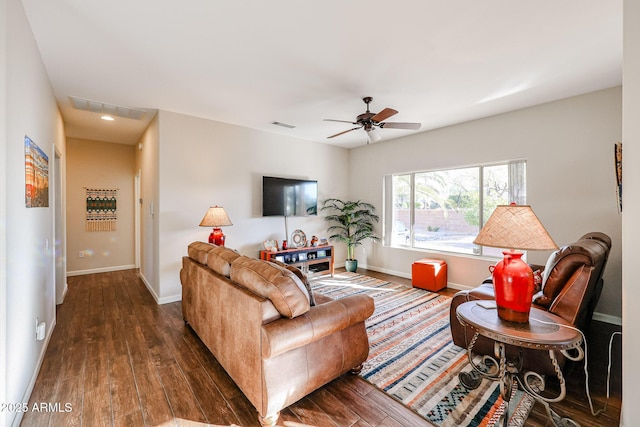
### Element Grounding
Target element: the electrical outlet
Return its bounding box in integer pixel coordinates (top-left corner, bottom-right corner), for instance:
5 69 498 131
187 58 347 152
78 251 84 258
35 318 46 341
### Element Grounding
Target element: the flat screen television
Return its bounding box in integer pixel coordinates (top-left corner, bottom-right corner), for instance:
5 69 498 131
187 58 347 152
262 176 318 217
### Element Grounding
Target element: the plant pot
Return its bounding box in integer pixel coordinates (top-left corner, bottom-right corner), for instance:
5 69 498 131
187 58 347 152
345 259 358 272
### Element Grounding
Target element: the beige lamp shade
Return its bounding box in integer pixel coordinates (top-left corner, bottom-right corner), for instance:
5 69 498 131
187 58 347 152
473 204 558 251
199 206 233 227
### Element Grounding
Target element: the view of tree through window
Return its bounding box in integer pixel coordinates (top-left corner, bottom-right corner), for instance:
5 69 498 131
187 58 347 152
387 161 525 256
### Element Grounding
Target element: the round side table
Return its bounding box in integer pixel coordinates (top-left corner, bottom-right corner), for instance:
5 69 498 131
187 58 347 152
456 301 584 427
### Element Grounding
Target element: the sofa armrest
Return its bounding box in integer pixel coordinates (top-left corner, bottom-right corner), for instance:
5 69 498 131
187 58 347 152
261 294 374 359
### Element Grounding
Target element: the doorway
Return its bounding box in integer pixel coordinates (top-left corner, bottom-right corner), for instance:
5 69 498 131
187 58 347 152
53 147 66 304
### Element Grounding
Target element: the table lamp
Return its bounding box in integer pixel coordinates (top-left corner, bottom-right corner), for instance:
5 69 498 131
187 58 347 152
199 206 233 246
473 204 558 323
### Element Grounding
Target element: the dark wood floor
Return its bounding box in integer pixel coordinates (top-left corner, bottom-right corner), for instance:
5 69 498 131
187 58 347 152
21 268 621 427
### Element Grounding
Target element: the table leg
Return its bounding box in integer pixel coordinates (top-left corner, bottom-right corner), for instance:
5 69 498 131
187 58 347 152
494 342 513 427
459 332 500 389
517 349 583 427
459 335 515 427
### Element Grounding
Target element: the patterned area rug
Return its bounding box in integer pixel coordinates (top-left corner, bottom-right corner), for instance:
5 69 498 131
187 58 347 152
310 272 534 427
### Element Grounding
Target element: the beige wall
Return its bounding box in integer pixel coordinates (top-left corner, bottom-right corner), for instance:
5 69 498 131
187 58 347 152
66 138 136 274
143 110 350 303
350 87 623 322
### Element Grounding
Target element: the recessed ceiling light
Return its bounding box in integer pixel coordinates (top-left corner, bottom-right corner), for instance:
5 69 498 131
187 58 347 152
101 115 115 121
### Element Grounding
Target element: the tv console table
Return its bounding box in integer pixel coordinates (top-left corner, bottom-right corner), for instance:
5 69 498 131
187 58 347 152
260 245 334 277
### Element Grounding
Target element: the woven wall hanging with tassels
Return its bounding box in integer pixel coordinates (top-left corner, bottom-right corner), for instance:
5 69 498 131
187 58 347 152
85 188 118 231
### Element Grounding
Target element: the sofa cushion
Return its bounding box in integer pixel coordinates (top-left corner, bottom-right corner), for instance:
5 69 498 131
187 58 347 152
187 241 216 265
230 256 310 318
268 260 316 306
206 246 241 277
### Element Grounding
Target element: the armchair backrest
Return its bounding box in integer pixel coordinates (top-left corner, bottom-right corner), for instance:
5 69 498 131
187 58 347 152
532 232 611 330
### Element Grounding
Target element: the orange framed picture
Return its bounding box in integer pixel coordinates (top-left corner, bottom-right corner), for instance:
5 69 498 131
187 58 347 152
24 135 49 208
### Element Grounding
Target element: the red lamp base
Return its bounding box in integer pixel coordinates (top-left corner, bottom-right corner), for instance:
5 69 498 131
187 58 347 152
208 227 226 246
490 250 535 323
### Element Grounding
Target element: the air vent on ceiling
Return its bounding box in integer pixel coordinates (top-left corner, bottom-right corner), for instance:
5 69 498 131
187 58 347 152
69 96 147 120
271 121 296 129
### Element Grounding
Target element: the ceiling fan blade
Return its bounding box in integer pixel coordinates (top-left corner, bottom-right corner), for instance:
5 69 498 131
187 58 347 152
324 119 358 125
371 108 398 123
379 122 421 130
327 127 361 139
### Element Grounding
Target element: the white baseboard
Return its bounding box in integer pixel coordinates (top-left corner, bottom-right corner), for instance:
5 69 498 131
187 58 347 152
67 264 136 276
158 294 182 304
56 282 68 305
359 264 470 291
593 312 622 326
359 263 410 279
137 271 181 305
12 316 57 427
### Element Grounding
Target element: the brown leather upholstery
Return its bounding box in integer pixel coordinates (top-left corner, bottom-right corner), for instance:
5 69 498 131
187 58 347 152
449 232 611 375
180 242 374 426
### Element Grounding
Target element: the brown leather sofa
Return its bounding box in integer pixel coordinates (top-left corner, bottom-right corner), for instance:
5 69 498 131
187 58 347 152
449 232 611 375
180 242 374 426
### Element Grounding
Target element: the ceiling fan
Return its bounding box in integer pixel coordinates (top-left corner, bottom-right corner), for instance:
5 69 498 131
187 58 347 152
324 97 421 143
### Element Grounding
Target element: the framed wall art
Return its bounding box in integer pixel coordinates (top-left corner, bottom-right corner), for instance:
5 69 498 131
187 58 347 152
24 135 49 208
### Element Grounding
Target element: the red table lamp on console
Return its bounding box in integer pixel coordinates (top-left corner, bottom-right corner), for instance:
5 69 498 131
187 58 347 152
199 206 233 246
473 204 558 323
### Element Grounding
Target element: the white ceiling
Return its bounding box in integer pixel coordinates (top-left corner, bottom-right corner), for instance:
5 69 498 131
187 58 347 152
21 0 622 149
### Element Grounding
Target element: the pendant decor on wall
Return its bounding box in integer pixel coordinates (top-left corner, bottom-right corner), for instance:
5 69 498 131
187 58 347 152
86 188 118 231
24 135 49 208
615 142 622 213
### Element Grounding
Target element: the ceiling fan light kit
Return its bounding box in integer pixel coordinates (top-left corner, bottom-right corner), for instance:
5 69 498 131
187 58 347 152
367 128 382 143
324 97 421 143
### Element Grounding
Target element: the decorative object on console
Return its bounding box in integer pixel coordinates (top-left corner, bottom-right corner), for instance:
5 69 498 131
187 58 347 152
473 203 558 323
199 206 233 246
322 198 380 272
263 240 278 252
290 229 307 247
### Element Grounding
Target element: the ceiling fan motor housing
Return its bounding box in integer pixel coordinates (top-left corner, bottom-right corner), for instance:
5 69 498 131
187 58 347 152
357 112 376 124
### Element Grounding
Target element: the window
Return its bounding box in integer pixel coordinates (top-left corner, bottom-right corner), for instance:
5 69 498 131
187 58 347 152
384 161 526 257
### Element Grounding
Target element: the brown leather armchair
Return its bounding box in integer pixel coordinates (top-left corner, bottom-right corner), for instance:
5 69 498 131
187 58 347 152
449 232 611 375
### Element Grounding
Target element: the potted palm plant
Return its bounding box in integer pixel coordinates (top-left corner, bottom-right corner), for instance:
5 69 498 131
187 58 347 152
322 198 380 272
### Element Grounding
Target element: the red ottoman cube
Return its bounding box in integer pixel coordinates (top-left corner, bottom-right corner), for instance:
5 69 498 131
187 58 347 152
412 258 447 291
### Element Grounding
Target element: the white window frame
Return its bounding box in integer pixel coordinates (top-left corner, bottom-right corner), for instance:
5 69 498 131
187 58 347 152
383 160 526 257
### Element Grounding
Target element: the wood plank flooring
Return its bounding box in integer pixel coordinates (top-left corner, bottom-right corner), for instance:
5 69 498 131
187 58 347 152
21 268 621 427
